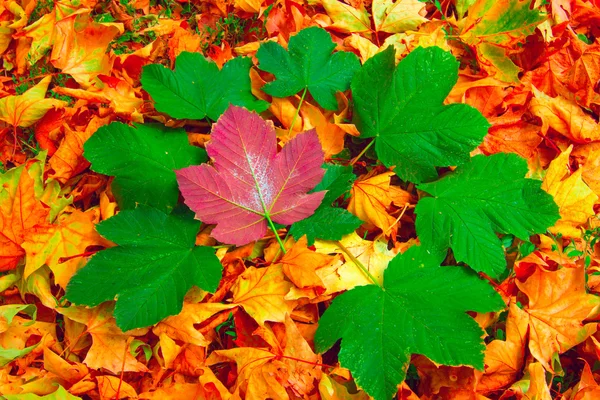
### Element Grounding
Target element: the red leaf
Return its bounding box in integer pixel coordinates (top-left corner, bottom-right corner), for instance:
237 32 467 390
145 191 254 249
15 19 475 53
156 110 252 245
176 106 325 245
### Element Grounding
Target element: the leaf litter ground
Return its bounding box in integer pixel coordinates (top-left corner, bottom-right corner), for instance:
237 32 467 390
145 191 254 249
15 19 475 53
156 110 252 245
1 0 600 399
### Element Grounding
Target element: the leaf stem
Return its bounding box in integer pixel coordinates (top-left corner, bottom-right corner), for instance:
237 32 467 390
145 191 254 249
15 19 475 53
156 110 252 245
349 139 374 166
335 240 382 288
288 87 308 135
271 230 291 263
266 213 287 255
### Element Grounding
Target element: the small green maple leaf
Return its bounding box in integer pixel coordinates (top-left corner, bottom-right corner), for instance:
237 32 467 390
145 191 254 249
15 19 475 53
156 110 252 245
352 46 489 183
84 122 206 212
65 206 222 331
141 52 268 121
290 164 361 244
415 153 560 278
315 245 505 400
256 26 360 111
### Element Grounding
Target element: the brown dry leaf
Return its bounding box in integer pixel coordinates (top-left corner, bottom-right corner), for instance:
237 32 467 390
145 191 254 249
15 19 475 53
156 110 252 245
0 76 66 128
530 87 600 143
513 265 600 372
348 170 398 236
478 301 528 393
152 302 236 347
279 236 334 291
50 12 122 86
48 115 111 183
21 209 109 289
232 264 297 326
57 303 149 374
97 375 138 399
542 145 598 238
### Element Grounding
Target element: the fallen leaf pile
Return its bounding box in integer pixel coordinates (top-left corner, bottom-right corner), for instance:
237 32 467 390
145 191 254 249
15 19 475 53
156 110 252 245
0 0 600 399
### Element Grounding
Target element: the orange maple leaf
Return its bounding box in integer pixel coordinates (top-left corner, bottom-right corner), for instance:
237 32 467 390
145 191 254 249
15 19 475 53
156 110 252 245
513 265 600 373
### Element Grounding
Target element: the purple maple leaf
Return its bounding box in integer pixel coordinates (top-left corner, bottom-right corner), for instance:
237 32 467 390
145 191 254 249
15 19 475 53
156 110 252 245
176 106 325 245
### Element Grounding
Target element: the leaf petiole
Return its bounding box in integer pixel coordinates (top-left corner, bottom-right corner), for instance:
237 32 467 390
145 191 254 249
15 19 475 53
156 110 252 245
266 213 287 255
349 139 374 166
288 87 308 135
335 240 381 288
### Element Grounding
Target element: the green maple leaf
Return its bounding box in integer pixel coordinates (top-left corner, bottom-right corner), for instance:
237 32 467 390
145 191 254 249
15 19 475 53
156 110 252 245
141 52 268 121
256 26 360 111
290 164 361 244
84 122 206 212
415 153 560 278
315 245 504 400
65 206 222 331
352 46 489 183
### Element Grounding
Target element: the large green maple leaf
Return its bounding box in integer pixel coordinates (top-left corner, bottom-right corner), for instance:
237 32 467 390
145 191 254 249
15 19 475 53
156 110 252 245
315 245 504 400
141 52 268 121
84 122 206 212
256 26 360 111
352 46 489 183
65 206 222 331
415 153 560 278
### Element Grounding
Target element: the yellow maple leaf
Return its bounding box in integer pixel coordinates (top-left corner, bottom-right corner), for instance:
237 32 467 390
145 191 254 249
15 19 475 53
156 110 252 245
314 232 397 289
0 76 66 128
542 145 598 238
231 264 297 326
